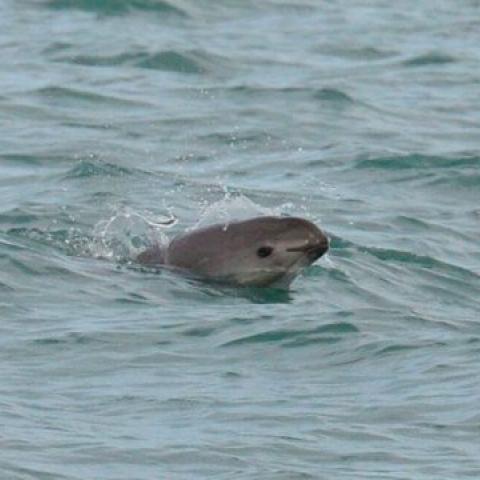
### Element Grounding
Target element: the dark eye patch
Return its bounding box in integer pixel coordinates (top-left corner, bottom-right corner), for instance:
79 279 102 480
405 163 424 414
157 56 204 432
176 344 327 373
257 246 273 258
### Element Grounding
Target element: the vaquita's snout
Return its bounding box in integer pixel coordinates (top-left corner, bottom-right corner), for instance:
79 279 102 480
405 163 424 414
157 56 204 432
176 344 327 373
283 217 329 261
286 235 329 260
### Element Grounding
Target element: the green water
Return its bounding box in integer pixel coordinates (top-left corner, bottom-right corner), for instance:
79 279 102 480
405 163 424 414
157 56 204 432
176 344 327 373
1 1 480 479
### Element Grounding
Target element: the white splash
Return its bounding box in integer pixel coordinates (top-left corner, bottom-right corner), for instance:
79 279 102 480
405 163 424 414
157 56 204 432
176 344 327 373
192 193 274 231
90 206 175 262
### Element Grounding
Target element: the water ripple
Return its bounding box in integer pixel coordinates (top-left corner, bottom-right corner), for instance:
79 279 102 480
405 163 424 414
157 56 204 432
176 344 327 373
355 153 479 170
221 322 359 348
403 52 457 67
313 88 354 104
46 0 187 16
64 50 211 74
34 86 147 108
63 158 136 179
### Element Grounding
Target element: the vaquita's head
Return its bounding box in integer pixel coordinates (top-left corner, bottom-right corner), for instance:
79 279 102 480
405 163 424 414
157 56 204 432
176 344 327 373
167 216 329 287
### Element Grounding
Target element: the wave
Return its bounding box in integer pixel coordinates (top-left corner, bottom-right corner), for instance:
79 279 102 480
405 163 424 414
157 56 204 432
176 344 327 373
0 209 39 226
313 88 354 104
221 322 359 348
1 153 44 167
355 153 479 170
424 172 480 189
134 50 203 73
63 158 136 179
332 233 479 280
58 49 230 75
225 85 355 105
46 0 187 16
403 52 456 67
35 86 147 108
322 45 398 61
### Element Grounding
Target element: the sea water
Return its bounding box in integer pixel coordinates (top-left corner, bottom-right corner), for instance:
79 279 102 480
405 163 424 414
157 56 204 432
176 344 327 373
1 1 479 478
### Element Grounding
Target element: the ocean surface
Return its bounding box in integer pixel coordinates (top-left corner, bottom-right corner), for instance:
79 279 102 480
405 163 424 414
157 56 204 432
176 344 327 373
1 1 480 478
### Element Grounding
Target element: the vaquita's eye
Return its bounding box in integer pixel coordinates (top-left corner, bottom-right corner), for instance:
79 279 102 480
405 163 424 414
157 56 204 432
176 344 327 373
257 246 273 258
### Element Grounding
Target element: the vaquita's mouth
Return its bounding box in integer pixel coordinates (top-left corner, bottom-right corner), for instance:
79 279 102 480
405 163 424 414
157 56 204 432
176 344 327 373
287 239 329 261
